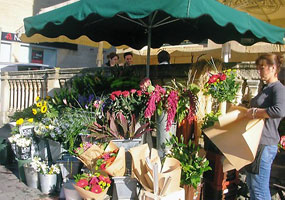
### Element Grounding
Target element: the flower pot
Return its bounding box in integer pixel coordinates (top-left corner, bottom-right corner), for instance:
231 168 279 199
112 176 137 200
57 155 82 181
16 158 32 183
0 137 8 165
183 184 202 200
39 173 57 194
19 125 34 137
15 145 31 160
111 139 142 175
63 180 82 200
156 111 177 157
24 164 39 189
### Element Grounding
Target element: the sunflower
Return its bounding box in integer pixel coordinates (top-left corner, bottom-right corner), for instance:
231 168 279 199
37 101 42 107
41 105 48 113
35 96 40 102
32 108 37 115
27 118 34 123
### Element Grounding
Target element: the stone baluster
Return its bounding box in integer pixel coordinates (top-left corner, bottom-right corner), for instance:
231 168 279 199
37 80 42 98
20 80 25 110
12 80 17 112
235 79 244 105
33 80 38 103
0 72 10 125
8 80 14 111
15 80 21 111
28 80 34 107
24 80 29 109
246 80 260 100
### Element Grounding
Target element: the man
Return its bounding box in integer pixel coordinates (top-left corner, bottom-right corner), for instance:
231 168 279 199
123 52 133 66
157 50 170 65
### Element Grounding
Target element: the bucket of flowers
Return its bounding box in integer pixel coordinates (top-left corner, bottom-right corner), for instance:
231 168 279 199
73 171 111 199
8 134 32 160
37 160 61 194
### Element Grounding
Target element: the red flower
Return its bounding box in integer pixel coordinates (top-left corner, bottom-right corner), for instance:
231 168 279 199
219 73 227 81
208 74 219 84
122 91 130 97
110 94 116 101
76 179 89 188
100 163 106 170
130 89 137 94
91 184 102 194
137 90 142 96
140 78 151 92
112 91 122 97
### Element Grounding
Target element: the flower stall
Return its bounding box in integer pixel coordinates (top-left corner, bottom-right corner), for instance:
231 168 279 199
3 60 245 200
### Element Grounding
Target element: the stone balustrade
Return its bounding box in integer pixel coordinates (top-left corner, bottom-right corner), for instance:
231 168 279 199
1 63 284 126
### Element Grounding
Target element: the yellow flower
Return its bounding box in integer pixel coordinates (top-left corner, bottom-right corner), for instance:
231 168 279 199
43 101 47 106
27 118 34 123
36 101 42 107
46 126 49 129
41 105 48 113
16 118 24 126
35 96 40 102
32 108 37 115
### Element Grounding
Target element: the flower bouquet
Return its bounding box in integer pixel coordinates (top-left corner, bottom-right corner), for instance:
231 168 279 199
73 172 111 199
77 141 126 176
203 69 239 103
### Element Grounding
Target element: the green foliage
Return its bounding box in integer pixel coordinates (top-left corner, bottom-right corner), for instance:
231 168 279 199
203 69 239 103
10 106 35 121
201 111 221 130
166 135 211 188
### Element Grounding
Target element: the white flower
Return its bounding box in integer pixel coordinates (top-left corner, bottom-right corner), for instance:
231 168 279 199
15 137 31 147
8 134 21 143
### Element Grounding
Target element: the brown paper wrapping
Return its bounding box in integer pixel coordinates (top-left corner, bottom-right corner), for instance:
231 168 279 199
78 141 126 176
204 106 264 172
129 144 181 196
78 145 104 169
73 184 109 200
104 146 126 177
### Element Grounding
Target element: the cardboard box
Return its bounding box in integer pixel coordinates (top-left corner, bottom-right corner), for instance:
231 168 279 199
139 188 185 200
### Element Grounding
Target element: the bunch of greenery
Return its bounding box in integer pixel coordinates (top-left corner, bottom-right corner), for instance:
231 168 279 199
166 135 211 189
203 69 239 103
201 111 221 130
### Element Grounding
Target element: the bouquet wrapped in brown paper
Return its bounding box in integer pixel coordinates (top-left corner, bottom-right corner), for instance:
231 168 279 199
73 171 111 200
77 141 126 176
129 144 181 196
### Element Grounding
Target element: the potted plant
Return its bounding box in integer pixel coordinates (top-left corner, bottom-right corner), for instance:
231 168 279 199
166 135 211 200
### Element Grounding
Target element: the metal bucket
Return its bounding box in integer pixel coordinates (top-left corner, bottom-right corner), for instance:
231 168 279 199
39 173 57 194
57 155 82 180
63 180 82 200
24 165 39 189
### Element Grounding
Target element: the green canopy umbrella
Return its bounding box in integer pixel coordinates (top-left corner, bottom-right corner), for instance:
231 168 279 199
24 0 285 77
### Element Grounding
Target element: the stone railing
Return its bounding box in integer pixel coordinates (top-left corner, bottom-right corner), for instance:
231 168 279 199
1 63 284 126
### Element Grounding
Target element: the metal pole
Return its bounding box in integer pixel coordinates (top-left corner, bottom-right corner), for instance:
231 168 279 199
146 26 151 78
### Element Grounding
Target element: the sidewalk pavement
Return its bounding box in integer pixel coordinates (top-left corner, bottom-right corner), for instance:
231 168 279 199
0 164 58 200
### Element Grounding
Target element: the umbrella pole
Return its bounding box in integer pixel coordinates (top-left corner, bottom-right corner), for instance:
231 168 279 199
146 30 151 78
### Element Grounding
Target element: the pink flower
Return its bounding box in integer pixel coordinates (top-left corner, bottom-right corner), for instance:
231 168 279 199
90 177 99 185
137 90 142 96
76 179 89 188
140 78 152 92
91 184 102 194
102 153 111 160
166 91 179 131
93 100 101 108
112 91 122 97
98 175 105 181
110 94 116 101
122 91 130 97
130 89 137 94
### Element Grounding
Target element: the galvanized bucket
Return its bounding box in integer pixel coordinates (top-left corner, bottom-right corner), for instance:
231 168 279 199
24 164 39 189
39 173 57 194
